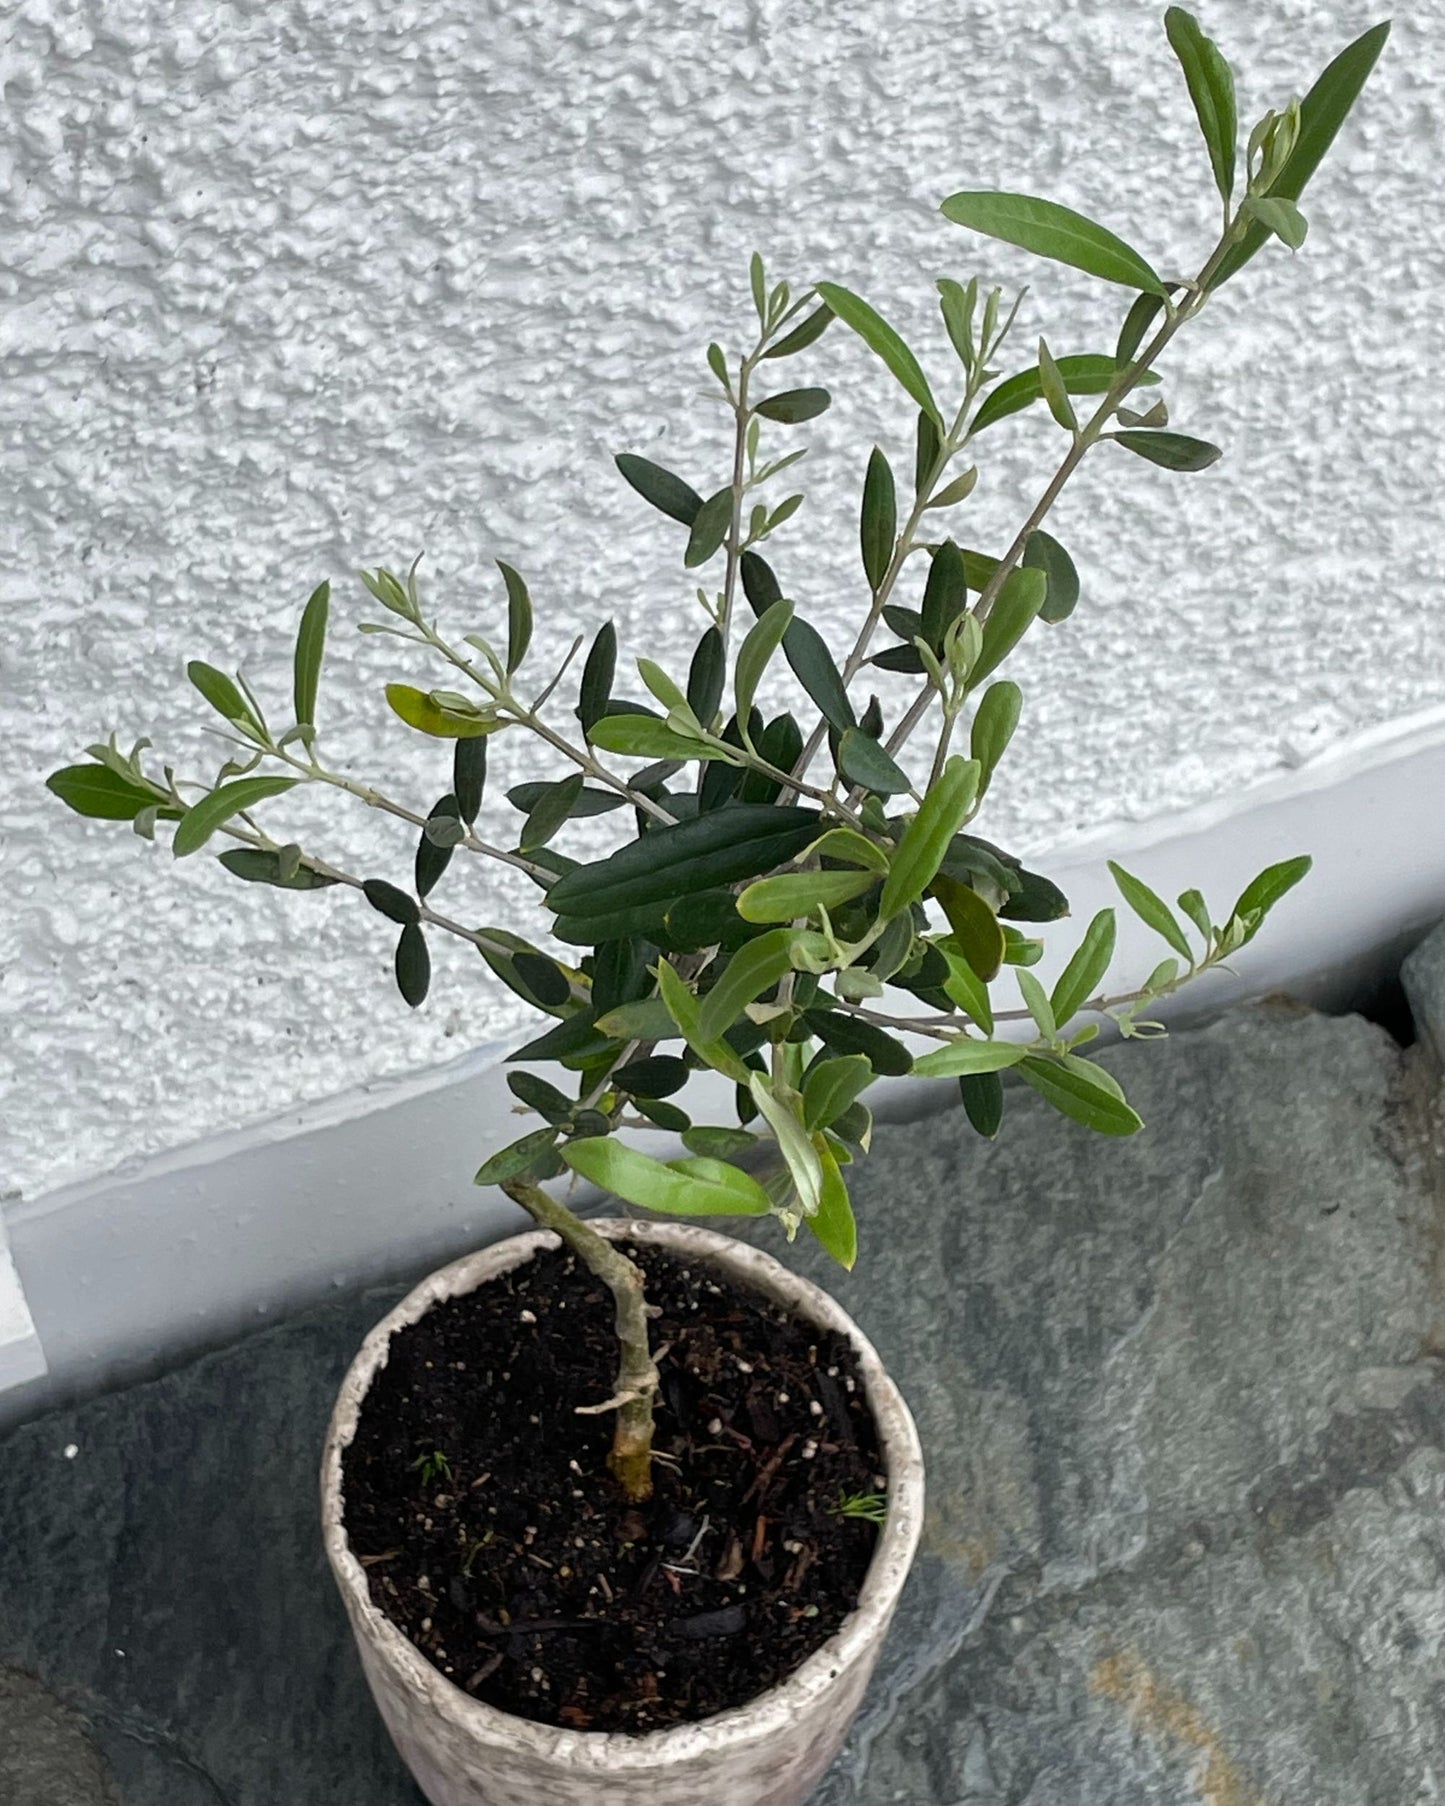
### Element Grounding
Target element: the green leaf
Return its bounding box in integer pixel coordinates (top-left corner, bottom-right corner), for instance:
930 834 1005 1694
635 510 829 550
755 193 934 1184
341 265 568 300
1231 855 1312 941
415 794 458 898
577 621 617 737
763 302 833 359
755 387 831 424
837 726 910 797
172 776 298 857
1108 860 1193 959
549 803 821 928
970 680 1022 794
939 942 994 1032
187 661 259 733
508 780 622 820
970 567 1047 688
807 827 890 874
633 1097 690 1133
292 581 330 730
1177 887 1213 945
1018 1053 1143 1135
687 628 726 727
655 959 752 1085
385 683 501 739
931 873 1005 981
740 549 784 616
683 1125 760 1159
804 1008 914 1076
363 877 420 926
868 644 926 676
513 950 572 1008
1165 7 1237 202
593 996 674 1040
1115 293 1166 369
784 617 855 732
637 658 690 717
813 281 943 426
507 1070 575 1124
588 714 718 763
938 832 1019 897
808 1139 858 1269
927 467 980 510
802 1054 873 1133
508 1008 611 1064
972 353 1158 434
959 1069 1004 1138
395 922 430 1007
1242 194 1308 250
1037 338 1078 432
1114 430 1221 472
561 1136 772 1216
749 1074 823 1218
880 757 981 920
615 454 703 526
497 561 533 674
912 1037 1026 1079
479 930 569 1014
735 599 794 727
614 1055 690 1099
474 1127 564 1187
920 540 970 652
1023 529 1080 625
662 889 751 951
737 867 876 924
686 488 735 569
1214 21 1390 287
1002 926 1044 966
217 847 337 889
860 447 897 592
521 773 584 850
1050 908 1117 1026
47 764 170 822
937 276 978 371
1017 966 1056 1040
940 191 1166 293
998 867 1070 922
697 927 798 1043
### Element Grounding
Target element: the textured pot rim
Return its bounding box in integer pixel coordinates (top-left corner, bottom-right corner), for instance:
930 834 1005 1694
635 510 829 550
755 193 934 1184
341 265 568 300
321 1217 925 1775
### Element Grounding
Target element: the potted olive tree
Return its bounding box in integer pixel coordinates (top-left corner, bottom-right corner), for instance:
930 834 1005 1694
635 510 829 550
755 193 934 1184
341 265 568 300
47 12 1386 1804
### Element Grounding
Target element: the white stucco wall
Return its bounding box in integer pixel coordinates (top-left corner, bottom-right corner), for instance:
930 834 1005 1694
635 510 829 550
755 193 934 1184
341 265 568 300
3 0 1437 1204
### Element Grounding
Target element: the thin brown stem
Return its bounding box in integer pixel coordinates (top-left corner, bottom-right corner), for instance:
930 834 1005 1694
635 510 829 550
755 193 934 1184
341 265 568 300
502 1180 659 1501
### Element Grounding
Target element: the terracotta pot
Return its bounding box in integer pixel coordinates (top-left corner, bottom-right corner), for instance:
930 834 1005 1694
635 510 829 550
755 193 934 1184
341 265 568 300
321 1218 925 1806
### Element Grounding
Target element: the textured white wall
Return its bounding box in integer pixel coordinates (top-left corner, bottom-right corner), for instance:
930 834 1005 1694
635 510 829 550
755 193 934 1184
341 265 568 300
2 0 1436 1203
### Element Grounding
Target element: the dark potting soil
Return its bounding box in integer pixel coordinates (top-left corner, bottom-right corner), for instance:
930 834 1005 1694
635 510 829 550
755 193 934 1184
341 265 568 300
341 1241 884 1734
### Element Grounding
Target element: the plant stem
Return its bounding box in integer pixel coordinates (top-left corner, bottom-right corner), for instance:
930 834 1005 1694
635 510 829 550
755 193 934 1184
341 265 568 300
719 352 756 653
501 1180 660 1502
252 745 557 883
888 226 1247 767
211 813 584 981
414 622 680 825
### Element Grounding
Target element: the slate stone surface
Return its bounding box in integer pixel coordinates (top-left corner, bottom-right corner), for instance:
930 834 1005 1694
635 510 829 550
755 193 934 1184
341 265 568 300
5 923 1445 1804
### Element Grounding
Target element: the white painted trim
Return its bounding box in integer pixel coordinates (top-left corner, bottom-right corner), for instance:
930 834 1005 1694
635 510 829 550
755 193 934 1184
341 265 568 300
0 1225 46 1394
7 707 1445 1423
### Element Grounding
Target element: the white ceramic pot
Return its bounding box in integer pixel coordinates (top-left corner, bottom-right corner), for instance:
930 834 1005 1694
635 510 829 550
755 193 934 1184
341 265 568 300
321 1218 925 1806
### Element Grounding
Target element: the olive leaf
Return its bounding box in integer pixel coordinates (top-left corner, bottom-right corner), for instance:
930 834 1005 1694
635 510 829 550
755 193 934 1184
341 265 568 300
1165 7 1237 202
813 282 943 427
941 192 1166 294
